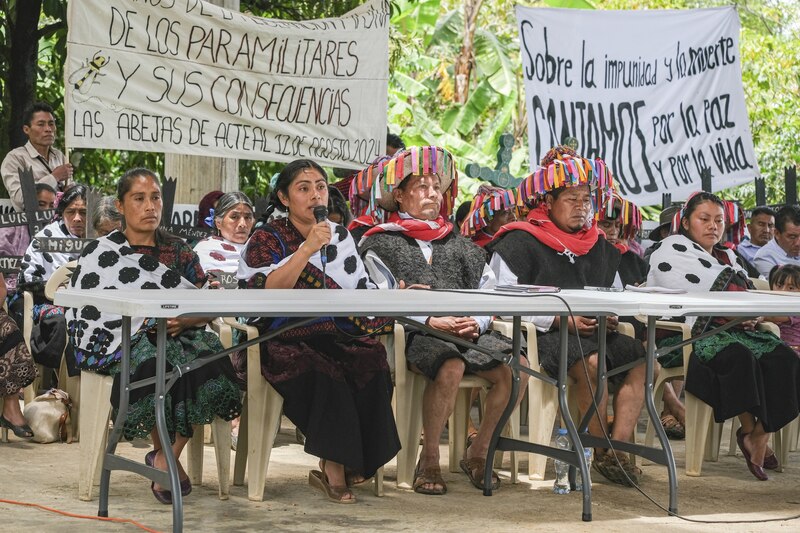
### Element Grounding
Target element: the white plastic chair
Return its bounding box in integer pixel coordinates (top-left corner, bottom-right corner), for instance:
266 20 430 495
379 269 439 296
393 321 525 488
77 318 232 501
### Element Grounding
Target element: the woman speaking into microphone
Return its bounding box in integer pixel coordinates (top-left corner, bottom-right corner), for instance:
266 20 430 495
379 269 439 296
237 159 399 504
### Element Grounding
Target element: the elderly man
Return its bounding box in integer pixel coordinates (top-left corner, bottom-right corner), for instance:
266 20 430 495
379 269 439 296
2 102 74 212
738 207 776 264
486 146 647 487
753 205 800 278
358 146 528 495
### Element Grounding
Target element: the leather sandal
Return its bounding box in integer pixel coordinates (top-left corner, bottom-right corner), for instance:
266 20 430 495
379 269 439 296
592 451 641 487
145 450 172 504
345 469 372 488
146 449 192 501
0 415 34 439
763 452 779 471
660 414 685 440
413 461 447 495
736 428 768 481
309 461 356 504
459 456 499 491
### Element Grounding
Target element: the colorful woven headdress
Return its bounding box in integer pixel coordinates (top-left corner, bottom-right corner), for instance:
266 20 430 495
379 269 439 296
460 184 524 237
516 145 615 212
597 191 643 241
349 146 459 218
722 200 746 245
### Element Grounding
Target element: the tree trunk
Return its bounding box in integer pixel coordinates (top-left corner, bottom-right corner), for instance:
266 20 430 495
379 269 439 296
8 0 43 150
453 0 483 104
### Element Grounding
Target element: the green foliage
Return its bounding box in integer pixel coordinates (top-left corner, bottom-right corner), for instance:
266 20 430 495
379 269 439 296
596 0 800 208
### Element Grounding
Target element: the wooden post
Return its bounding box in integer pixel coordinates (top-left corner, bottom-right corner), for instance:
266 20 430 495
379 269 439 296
754 177 766 207
786 166 798 206
163 0 240 205
700 168 712 193
661 193 672 210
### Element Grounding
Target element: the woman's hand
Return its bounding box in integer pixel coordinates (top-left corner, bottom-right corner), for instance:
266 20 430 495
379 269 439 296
303 221 332 255
166 317 209 337
740 317 763 331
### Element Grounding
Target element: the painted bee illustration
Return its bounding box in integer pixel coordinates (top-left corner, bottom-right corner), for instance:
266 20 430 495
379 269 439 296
68 51 110 94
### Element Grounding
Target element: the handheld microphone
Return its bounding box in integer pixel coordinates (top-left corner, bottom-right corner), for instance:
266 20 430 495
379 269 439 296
313 205 329 290
312 205 329 265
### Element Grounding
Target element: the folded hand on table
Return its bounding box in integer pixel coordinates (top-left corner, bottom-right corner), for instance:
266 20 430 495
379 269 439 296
427 316 480 339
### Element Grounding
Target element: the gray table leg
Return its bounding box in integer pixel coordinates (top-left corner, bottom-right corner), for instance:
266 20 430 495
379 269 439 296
645 315 678 513
558 314 592 521
483 316 522 495
153 318 183 533
99 316 131 517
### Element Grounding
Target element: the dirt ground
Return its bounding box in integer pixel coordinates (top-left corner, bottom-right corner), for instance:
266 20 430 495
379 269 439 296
2 416 800 533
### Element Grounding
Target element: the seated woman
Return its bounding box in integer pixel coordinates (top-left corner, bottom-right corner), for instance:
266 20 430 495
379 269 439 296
237 159 399 504
12 184 87 374
647 191 800 480
92 195 124 237
460 184 519 248
67 168 241 503
193 192 255 277
765 264 800 353
0 272 37 439
327 186 353 227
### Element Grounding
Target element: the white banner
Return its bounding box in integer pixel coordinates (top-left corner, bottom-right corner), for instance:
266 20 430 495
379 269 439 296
516 6 759 206
65 0 390 169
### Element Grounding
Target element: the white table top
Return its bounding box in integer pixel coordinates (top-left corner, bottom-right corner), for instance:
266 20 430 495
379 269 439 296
53 288 800 319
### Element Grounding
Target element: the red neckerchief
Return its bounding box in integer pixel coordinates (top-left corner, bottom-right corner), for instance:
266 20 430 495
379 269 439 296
362 212 453 241
471 230 493 248
492 204 599 261
612 241 629 255
347 214 379 231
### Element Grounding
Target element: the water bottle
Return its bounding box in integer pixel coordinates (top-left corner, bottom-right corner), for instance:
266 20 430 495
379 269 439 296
575 447 592 492
553 428 570 494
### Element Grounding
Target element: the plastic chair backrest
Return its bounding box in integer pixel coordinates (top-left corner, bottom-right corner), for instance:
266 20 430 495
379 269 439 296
45 260 78 301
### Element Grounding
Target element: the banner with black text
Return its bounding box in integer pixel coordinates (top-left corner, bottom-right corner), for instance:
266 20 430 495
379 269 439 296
65 0 390 169
516 6 758 205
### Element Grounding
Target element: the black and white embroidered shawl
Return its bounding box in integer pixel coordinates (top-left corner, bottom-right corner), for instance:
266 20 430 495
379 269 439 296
647 233 746 326
67 230 197 370
19 221 80 286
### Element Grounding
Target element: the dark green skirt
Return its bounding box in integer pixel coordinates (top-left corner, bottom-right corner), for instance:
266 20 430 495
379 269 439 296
111 327 242 442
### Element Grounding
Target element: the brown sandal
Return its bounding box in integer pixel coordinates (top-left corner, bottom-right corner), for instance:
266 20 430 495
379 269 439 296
459 457 500 491
660 414 685 440
309 462 356 504
413 461 447 495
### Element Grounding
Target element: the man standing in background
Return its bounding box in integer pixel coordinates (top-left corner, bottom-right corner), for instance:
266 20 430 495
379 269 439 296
1 102 74 212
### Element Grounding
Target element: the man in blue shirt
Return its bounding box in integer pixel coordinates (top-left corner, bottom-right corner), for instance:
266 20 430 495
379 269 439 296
753 205 800 278
738 206 775 264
